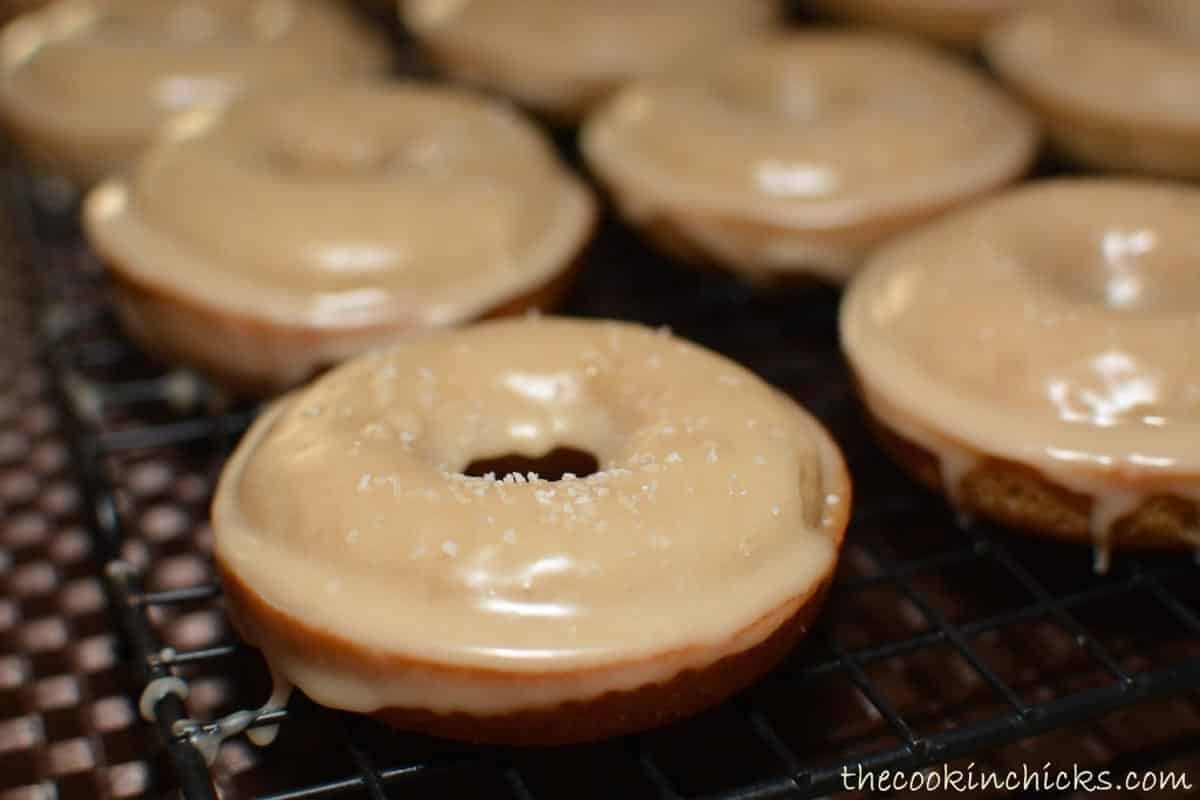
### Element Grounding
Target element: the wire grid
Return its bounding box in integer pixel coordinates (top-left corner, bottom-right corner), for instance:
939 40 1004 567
11 174 1200 799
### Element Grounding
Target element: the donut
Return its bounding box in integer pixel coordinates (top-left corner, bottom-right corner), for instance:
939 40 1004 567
0 0 389 185
806 0 1024 48
581 32 1038 285
83 84 596 395
213 316 851 745
840 179 1200 572
401 0 781 121
985 0 1200 179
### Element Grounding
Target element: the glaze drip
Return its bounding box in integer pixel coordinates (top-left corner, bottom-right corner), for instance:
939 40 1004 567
137 675 189 722
170 674 293 764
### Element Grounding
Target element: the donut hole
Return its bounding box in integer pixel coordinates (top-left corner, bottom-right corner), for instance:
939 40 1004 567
270 129 391 177
706 40 917 125
1033 228 1200 314
264 120 454 179
460 447 600 482
707 63 848 124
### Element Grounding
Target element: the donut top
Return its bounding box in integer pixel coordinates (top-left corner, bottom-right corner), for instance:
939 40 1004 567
986 0 1200 128
84 84 595 328
402 0 780 112
213 318 848 673
0 0 388 179
582 33 1037 229
841 179 1200 479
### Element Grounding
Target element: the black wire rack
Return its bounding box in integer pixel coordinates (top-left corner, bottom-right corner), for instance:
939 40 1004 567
9 153 1200 797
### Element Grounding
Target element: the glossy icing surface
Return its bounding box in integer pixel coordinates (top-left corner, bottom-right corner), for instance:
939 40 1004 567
214 318 848 686
0 0 388 179
841 180 1200 558
582 33 1037 231
986 0 1200 127
84 84 595 328
403 0 779 112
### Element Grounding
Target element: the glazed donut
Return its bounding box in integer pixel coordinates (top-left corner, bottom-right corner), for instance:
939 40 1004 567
582 32 1038 284
213 317 851 745
401 0 781 121
985 0 1200 179
83 84 596 395
841 179 1200 572
0 0 388 185
806 0 1024 47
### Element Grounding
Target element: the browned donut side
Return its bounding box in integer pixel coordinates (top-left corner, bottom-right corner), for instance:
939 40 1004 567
217 560 835 746
104 253 586 397
865 413 1199 550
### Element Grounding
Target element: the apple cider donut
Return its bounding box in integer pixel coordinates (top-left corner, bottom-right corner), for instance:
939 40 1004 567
401 0 782 121
213 317 851 745
83 84 596 394
841 179 1200 572
581 32 1037 284
0 0 389 185
985 0 1200 178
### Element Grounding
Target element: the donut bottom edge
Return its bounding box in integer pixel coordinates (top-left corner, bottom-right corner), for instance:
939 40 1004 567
603 185 1017 287
805 0 995 47
103 255 585 398
0 108 133 189
415 35 611 123
216 561 835 746
864 411 1199 552
997 83 1200 180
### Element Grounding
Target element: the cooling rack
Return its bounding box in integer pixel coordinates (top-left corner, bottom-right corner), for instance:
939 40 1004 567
5 164 1200 800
